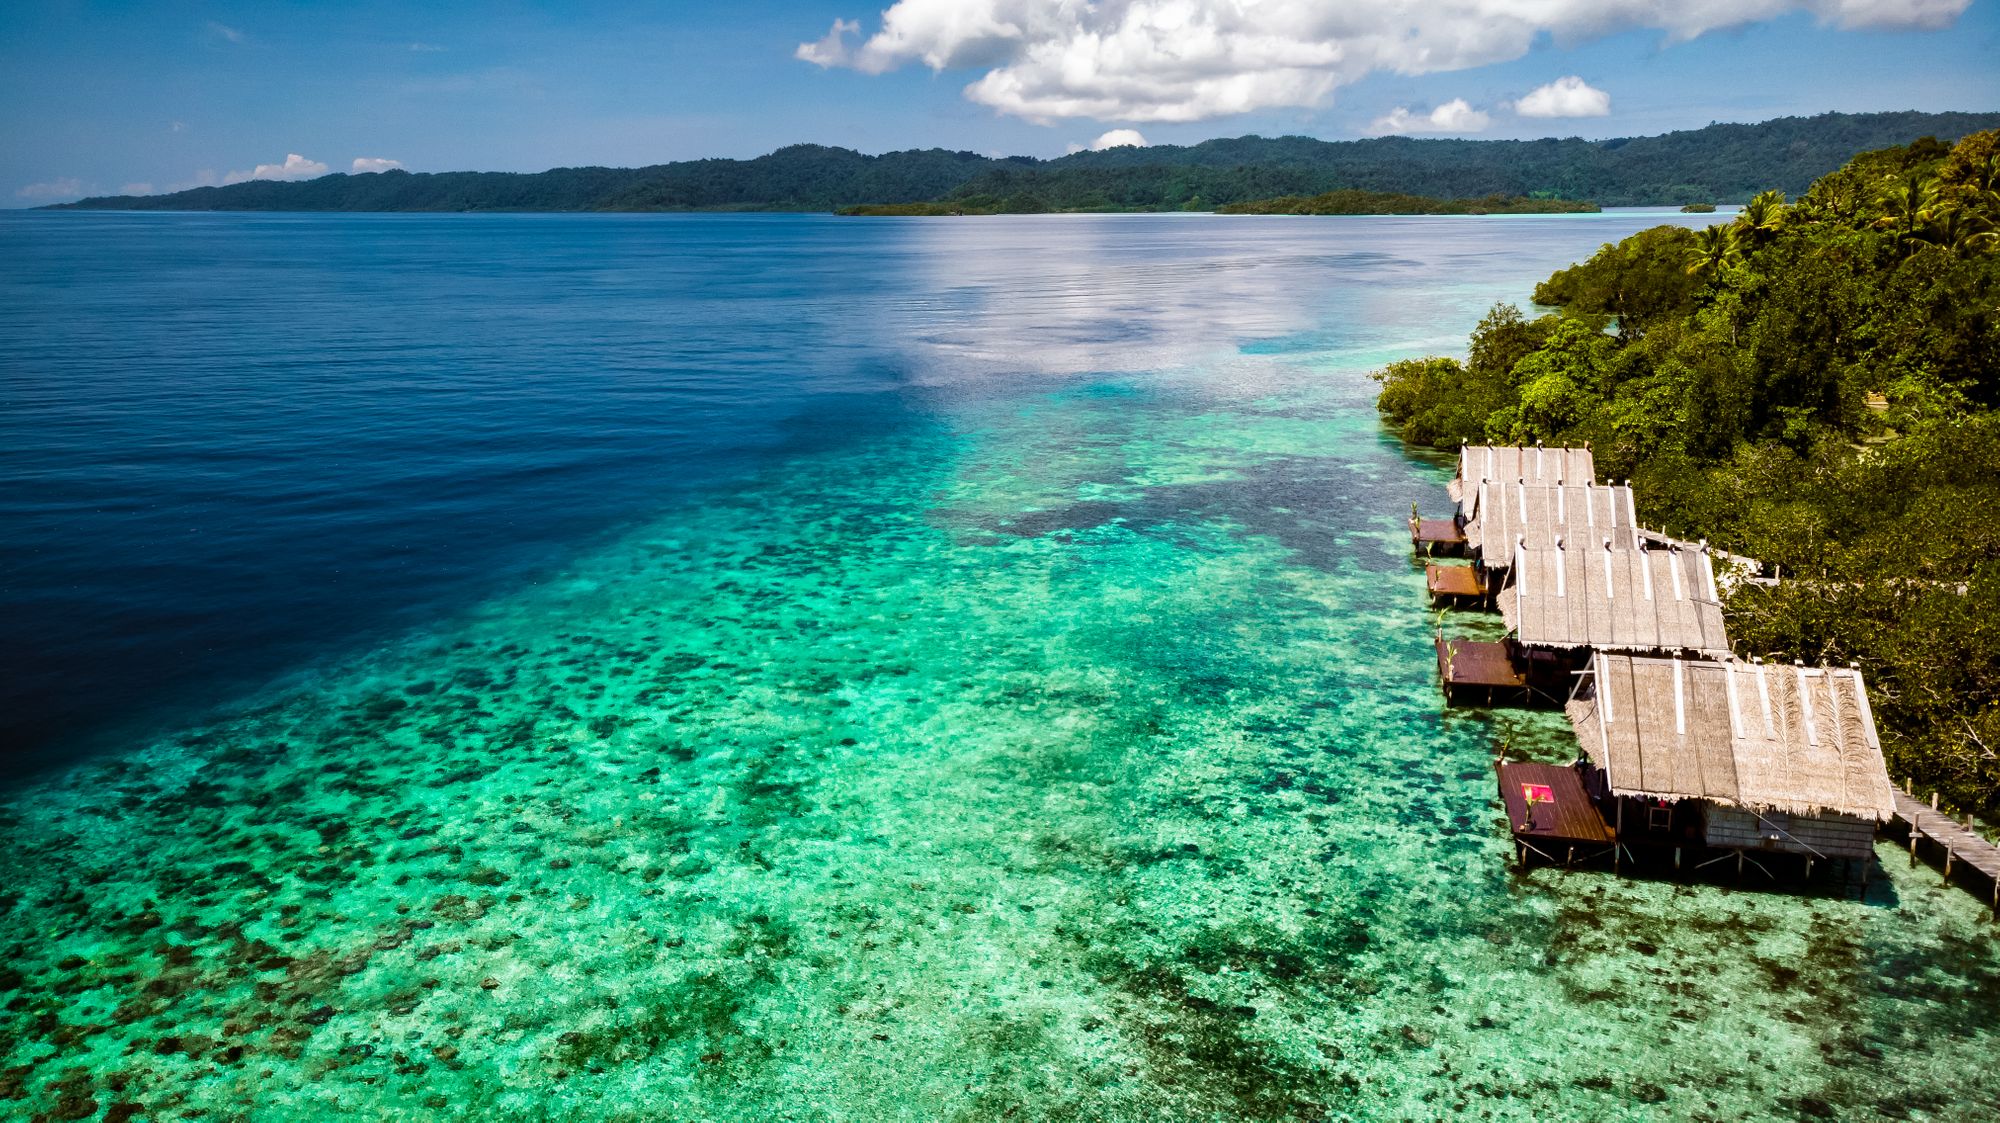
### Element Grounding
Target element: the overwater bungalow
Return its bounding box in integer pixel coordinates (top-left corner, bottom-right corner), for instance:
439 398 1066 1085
1498 536 1731 657
1412 443 1598 557
1544 653 1898 875
1448 443 1595 500
1436 533 1728 705
1461 478 1639 567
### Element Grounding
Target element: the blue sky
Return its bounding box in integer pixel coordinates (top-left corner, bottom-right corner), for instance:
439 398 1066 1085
4 1 1997 204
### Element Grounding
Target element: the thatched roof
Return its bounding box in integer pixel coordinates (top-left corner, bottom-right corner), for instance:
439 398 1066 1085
1500 539 1731 655
1447 444 1595 502
1567 654 1896 821
1462 480 1637 560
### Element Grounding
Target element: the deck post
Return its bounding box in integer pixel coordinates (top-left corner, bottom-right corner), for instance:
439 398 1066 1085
1736 849 1744 879
1613 800 1624 874
1805 857 1813 881
1946 849 1954 877
1910 830 1919 866
1673 847 1681 871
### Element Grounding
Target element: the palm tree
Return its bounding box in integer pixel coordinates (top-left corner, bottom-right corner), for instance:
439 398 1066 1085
1685 223 1741 278
1874 174 1939 256
1961 149 1999 195
1735 189 1787 250
1919 201 1998 256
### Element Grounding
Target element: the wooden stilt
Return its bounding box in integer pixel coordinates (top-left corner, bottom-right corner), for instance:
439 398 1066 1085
1946 849 1955 877
1736 850 1745 879
1910 832 1919 866
1805 857 1813 881
1673 847 1682 871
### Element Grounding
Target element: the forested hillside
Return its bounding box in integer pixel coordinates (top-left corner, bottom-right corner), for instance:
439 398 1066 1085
49 111 2000 213
1375 132 2000 814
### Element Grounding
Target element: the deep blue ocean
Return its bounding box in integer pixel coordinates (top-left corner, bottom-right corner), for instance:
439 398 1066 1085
0 209 1684 772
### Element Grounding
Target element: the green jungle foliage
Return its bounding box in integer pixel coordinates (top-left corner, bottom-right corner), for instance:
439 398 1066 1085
1376 131 2000 814
842 190 1597 216
1215 191 1596 215
1680 202 1718 213
51 111 2000 213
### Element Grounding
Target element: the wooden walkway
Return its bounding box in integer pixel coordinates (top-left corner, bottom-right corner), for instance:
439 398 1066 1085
1893 787 2000 914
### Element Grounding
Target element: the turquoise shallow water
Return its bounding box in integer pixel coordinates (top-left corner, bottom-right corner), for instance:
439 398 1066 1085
2 212 1995 1121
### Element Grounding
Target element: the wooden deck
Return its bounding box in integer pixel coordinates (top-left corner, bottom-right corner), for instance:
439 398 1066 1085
1894 788 2000 913
1411 517 1468 557
1499 762 1617 843
1437 637 1524 692
1498 761 1619 868
1425 563 1491 604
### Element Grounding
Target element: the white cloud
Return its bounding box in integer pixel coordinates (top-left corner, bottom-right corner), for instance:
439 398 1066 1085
796 19 863 67
15 178 85 200
351 157 404 174
208 21 245 44
795 1 1971 123
1370 99 1492 135
222 153 330 185
120 183 154 196
1515 76 1612 118
1093 128 1149 150
170 121 188 133
1066 128 1150 154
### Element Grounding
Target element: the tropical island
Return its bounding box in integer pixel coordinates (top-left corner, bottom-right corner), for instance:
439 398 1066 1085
46 110 2000 214
841 190 1597 216
1374 130 2000 816
1215 190 1596 215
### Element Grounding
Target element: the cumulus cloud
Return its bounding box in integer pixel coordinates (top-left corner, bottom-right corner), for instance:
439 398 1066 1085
14 178 86 200
351 157 404 174
1515 76 1612 118
222 153 329 185
1090 128 1149 150
796 19 863 67
1066 128 1151 153
796 0 1971 122
1370 99 1492 135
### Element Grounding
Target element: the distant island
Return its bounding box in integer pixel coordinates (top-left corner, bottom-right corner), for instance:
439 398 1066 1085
842 190 1596 216
1216 191 1597 215
44 111 2000 215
